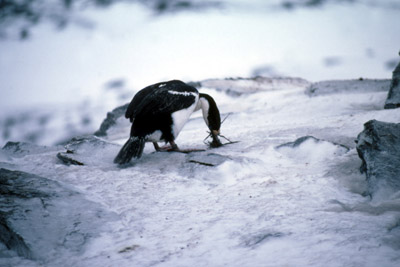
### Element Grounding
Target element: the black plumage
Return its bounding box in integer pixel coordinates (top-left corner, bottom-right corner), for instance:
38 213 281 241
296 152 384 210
114 80 221 165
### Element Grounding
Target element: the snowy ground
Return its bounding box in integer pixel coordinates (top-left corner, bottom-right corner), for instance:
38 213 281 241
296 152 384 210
1 0 400 148
1 77 400 266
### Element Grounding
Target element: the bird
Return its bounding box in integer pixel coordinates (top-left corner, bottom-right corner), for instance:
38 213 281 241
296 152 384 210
114 80 222 164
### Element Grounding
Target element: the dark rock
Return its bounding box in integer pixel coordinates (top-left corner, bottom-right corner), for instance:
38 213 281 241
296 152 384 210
276 135 349 152
241 231 285 249
57 151 85 166
57 135 119 167
150 0 222 14
384 59 400 109
0 168 118 260
356 120 400 199
2 141 60 158
187 153 231 167
281 0 326 10
306 79 390 97
94 103 129 137
0 213 33 259
277 136 312 149
385 59 398 70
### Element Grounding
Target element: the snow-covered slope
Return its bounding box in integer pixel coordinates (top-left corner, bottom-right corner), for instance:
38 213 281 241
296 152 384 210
1 78 399 267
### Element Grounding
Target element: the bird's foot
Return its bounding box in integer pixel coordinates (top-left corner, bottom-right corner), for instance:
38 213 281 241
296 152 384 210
154 142 205 153
159 145 177 152
159 147 205 153
153 142 179 152
174 148 206 153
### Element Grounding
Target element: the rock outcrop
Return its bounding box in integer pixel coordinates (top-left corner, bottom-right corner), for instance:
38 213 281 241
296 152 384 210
356 120 400 199
384 57 400 109
57 135 120 167
0 168 118 260
94 103 129 137
305 79 390 97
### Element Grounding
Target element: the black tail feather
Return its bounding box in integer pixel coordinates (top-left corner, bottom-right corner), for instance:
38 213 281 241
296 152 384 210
114 137 146 164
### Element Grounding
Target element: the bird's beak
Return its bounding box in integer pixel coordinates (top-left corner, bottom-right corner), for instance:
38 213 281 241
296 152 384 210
210 130 222 148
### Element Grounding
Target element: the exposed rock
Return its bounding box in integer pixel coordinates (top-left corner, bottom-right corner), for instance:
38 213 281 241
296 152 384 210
148 0 222 14
187 152 231 167
0 168 118 260
384 58 400 109
0 212 33 259
57 150 85 166
306 79 390 97
356 120 400 199
2 141 60 158
276 136 347 150
281 0 331 10
57 135 119 167
241 231 285 249
94 103 129 137
385 59 399 70
200 77 310 96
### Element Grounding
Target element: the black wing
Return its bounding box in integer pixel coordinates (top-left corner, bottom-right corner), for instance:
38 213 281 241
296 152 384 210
125 82 160 122
125 80 198 121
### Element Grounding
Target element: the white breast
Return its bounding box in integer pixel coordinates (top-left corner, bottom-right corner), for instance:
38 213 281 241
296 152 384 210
146 130 163 142
171 95 199 138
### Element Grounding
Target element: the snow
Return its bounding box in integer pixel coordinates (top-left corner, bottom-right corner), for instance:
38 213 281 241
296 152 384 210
1 77 400 267
276 136 349 163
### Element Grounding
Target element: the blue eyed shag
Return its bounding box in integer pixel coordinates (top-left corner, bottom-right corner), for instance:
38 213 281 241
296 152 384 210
114 80 222 164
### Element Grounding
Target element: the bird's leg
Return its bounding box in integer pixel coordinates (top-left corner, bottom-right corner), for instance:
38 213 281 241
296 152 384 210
169 140 179 151
153 142 160 151
170 140 205 153
155 141 179 152
157 141 204 154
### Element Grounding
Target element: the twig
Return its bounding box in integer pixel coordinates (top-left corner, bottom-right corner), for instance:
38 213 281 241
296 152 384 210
221 112 232 125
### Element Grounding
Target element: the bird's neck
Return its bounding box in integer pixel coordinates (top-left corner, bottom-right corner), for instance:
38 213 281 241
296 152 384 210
195 96 210 125
197 93 221 133
199 97 210 126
